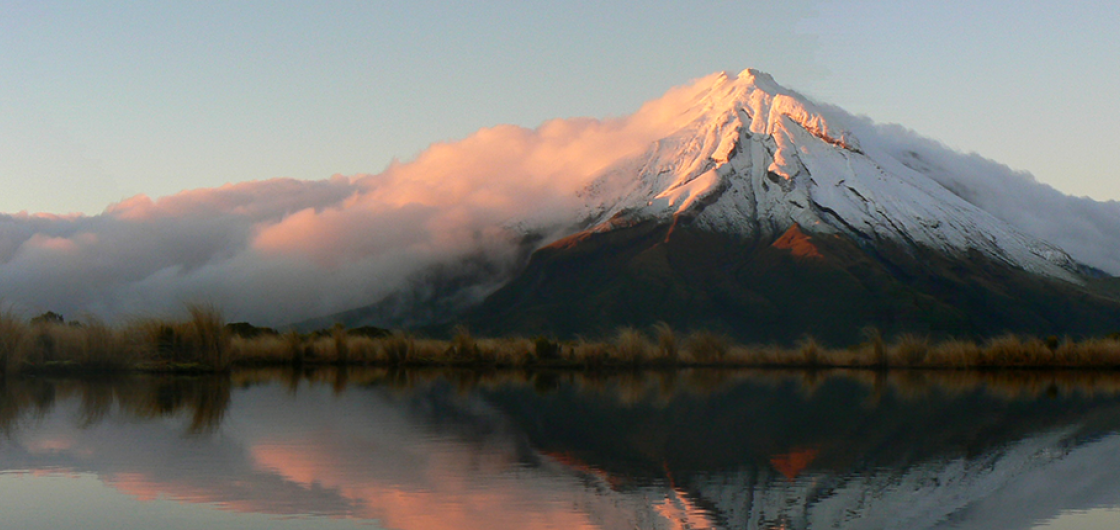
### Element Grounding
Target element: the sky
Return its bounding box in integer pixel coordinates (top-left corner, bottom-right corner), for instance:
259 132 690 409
3 0 1117 216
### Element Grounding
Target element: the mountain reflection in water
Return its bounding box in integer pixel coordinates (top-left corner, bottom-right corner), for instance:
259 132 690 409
4 369 1120 529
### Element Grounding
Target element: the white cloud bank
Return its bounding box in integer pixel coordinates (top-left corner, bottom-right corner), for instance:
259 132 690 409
2 72 1119 325
0 79 721 324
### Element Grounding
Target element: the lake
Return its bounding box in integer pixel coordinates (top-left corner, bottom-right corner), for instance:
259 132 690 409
4 368 1120 529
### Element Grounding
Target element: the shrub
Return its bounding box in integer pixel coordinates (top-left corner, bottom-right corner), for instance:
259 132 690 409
1045 335 1060 351
533 336 561 362
225 322 279 338
349 326 391 339
30 311 65 326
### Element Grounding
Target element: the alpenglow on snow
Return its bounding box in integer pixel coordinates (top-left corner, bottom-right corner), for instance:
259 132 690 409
560 69 1082 282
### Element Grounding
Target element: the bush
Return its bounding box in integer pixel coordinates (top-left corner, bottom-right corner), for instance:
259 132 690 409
225 322 279 338
533 336 561 362
30 311 65 326
349 326 391 339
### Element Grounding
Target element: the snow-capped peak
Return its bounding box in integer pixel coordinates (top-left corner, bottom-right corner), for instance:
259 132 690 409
572 69 1082 282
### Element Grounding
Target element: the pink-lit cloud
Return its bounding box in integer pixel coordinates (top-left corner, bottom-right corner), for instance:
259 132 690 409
0 74 719 325
1 72 1118 326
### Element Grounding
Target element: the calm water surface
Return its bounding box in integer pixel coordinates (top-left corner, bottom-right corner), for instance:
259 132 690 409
4 368 1120 529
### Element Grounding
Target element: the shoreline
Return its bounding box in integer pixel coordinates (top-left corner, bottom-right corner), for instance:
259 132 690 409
4 305 1120 375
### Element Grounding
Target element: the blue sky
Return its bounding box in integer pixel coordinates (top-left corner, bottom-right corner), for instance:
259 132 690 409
2 0 1117 214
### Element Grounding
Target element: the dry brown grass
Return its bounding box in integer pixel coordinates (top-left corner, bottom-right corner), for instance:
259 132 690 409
230 334 288 363
684 330 730 364
889 334 930 367
186 303 230 369
0 308 28 374
927 339 984 368
1054 337 1120 368
0 304 230 372
572 337 610 367
863 327 888 368
653 322 679 362
796 336 825 367
4 304 1120 373
614 327 652 365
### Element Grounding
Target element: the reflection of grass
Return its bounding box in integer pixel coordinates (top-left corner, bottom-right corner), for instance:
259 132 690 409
230 365 1120 403
0 374 231 435
4 312 1120 372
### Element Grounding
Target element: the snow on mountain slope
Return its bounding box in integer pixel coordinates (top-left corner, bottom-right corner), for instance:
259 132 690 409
547 426 1120 530
669 426 1120 530
569 69 1083 283
847 119 1120 276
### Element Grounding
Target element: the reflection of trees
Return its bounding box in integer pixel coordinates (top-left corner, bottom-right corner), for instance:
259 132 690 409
9 367 1120 446
0 375 231 435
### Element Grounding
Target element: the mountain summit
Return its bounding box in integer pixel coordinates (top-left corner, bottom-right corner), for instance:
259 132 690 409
320 69 1120 343
570 69 1079 282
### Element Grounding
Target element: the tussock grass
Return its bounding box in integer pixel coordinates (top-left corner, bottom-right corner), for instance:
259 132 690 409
890 334 930 367
0 308 28 374
654 322 679 362
863 327 888 368
927 339 983 368
4 304 1120 372
614 327 652 365
797 336 825 368
684 330 730 364
449 325 478 362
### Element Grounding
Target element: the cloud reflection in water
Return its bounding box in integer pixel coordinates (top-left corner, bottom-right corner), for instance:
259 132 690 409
4 370 1120 529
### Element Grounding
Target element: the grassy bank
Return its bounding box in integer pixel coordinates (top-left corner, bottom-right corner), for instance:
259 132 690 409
2 309 1120 374
0 305 230 374
225 324 1120 371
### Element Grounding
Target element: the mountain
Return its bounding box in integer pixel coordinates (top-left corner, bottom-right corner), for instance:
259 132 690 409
479 374 1120 530
315 69 1120 343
